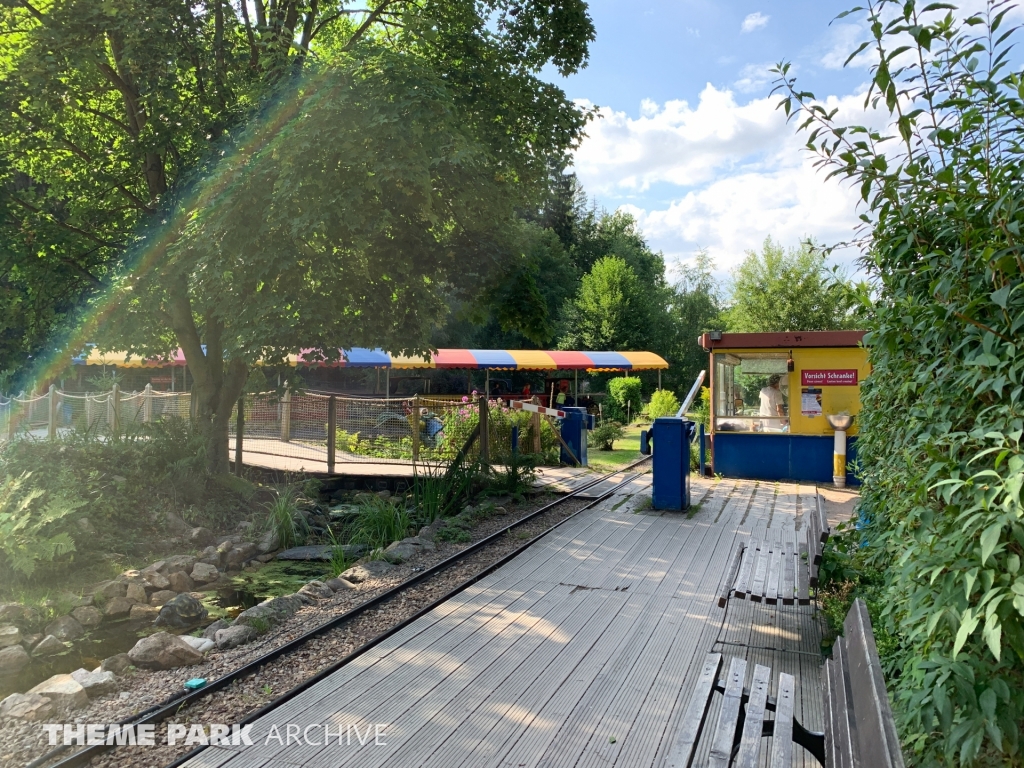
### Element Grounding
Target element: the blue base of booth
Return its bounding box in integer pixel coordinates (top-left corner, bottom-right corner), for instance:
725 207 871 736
712 433 859 485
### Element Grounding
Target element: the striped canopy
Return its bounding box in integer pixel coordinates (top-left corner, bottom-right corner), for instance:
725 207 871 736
73 347 667 372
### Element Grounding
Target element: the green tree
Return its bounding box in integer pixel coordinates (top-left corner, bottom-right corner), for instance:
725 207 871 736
670 249 722 387
559 256 655 351
776 1 1024 763
724 237 857 332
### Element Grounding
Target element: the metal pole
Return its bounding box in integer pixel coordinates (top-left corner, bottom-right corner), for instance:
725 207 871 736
531 396 541 453
280 384 291 442
479 395 489 465
409 395 420 464
574 370 578 405
385 368 390 401
235 394 244 476
485 369 490 399
676 370 707 418
327 395 337 474
658 370 662 390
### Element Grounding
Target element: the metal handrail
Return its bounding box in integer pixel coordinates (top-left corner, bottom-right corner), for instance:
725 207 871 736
676 369 706 418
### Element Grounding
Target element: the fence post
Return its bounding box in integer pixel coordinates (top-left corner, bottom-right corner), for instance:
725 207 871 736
530 396 541 454
143 383 153 423
6 396 14 442
327 395 337 474
280 384 291 442
48 384 57 439
479 395 489 465
111 384 121 438
409 395 420 464
235 394 244 476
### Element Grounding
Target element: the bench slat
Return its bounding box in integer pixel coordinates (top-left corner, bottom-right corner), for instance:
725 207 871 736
831 638 858 768
765 546 782 605
810 556 820 589
734 535 759 598
816 493 830 543
782 531 796 605
823 658 841 768
750 548 770 602
709 657 747 768
797 541 810 605
844 599 906 768
719 541 745 608
769 672 796 768
735 663 772 768
665 652 722 768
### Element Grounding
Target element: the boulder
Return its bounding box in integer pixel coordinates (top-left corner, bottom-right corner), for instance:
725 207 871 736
377 489 392 500
276 544 367 561
216 540 234 556
382 538 424 564
179 635 215 654
325 577 355 592
32 635 67 657
100 653 132 675
215 624 257 650
125 582 149 603
256 553 276 563
0 603 39 629
167 571 195 593
27 674 89 709
70 668 118 698
94 580 128 600
44 615 84 642
21 632 42 648
196 546 222 567
0 625 21 648
102 597 134 620
189 527 216 548
0 692 54 721
0 643 31 673
257 528 280 554
71 605 103 628
164 511 193 536
128 632 203 670
149 590 177 607
340 560 395 583
190 562 219 584
154 594 208 629
202 619 230 640
129 604 160 622
297 580 333 600
224 542 259 568
418 519 446 542
144 560 167 574
233 594 306 630
142 569 171 591
163 554 197 574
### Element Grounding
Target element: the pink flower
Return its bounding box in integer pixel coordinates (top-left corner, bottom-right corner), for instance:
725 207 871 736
461 396 469 403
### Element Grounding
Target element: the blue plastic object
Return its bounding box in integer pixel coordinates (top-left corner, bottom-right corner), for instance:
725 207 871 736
559 407 594 466
651 417 695 511
184 678 207 691
639 429 650 456
510 425 519 455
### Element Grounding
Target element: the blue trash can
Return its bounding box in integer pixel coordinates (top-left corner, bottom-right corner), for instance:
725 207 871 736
651 417 695 511
560 407 594 466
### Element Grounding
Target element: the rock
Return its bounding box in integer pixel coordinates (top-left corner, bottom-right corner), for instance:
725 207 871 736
202 619 230 640
257 528 281 554
196 546 222 566
71 605 103 628
489 495 513 507
257 553 276 563
100 653 132 675
125 582 148 603
492 506 508 516
149 590 177 606
128 632 203 670
163 554 197 574
164 511 193 536
167 571 195 593
325 577 355 592
154 594 208 629
276 544 367 561
129 604 160 622
376 489 392 500
340 560 395 583
215 624 258 650
0 692 53 721
102 597 134 620
21 632 41 648
0 625 21 648
298 580 333 600
27 674 89 709
44 615 84 642
179 635 215 654
0 603 39 629
0 644 31 673
190 562 219 584
234 594 306 630
32 635 67 657
224 542 259 568
382 538 423 564
236 520 254 533
142 570 171 591
189 527 216 548
70 668 118 698
94 580 128 600
216 540 234 555
144 560 167 574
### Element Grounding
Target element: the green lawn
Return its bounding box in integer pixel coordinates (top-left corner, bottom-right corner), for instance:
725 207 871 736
588 424 645 471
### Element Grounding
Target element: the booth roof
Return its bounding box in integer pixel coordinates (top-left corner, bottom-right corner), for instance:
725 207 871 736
698 331 866 350
72 347 669 372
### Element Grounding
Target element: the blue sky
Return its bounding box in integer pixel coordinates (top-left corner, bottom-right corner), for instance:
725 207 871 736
547 0 887 279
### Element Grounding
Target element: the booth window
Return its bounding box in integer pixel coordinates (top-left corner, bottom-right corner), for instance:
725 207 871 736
713 353 790 433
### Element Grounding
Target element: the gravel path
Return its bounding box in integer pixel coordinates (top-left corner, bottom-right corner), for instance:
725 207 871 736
3 482 621 768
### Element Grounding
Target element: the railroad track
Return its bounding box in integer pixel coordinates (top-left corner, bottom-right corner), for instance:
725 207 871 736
31 457 652 768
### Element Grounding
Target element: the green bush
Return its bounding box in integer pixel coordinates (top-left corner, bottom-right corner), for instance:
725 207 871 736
606 377 642 423
263 487 307 549
647 390 680 419
351 496 412 550
0 472 83 580
589 421 625 451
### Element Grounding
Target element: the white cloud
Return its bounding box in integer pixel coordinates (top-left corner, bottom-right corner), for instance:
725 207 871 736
820 22 873 70
741 12 769 33
571 86 890 277
734 62 777 95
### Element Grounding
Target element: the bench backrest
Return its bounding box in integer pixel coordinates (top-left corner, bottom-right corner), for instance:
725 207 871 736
807 494 829 587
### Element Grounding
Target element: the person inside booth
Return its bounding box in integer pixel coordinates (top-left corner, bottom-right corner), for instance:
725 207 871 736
555 379 575 407
758 374 787 430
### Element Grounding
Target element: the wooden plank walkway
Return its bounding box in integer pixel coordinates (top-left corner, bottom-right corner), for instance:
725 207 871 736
182 477 845 768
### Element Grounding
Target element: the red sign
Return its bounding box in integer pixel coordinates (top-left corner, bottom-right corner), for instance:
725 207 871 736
801 369 858 386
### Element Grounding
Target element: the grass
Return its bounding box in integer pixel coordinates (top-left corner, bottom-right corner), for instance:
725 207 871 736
588 425 643 472
263 487 308 549
351 496 412 551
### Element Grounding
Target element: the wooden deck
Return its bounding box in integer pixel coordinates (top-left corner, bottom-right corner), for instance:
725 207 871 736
182 478 853 768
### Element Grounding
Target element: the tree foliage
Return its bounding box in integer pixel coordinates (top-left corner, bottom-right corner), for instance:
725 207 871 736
776 2 1024 764
725 236 858 332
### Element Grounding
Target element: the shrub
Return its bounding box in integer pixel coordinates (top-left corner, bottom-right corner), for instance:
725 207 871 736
0 472 83 580
351 496 411 550
647 390 680 419
589 421 625 451
263 488 307 549
606 377 642 423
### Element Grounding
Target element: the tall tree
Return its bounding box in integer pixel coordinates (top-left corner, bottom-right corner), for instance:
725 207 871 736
559 256 656 351
724 237 857 332
670 249 722 386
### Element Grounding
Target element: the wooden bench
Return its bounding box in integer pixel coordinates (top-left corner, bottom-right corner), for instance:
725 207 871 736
717 493 830 608
666 599 903 768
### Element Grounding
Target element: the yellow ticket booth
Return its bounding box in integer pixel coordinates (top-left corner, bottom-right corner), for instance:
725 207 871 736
698 331 869 483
